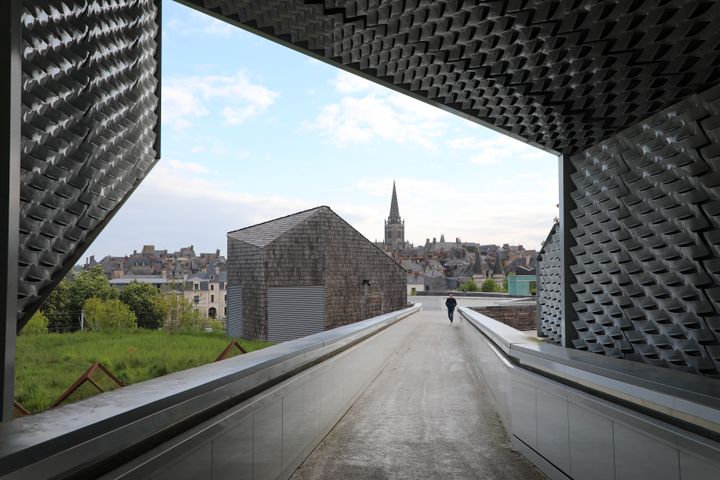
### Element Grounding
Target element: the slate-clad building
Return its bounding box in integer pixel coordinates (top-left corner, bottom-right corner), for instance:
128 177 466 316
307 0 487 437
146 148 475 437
227 206 407 342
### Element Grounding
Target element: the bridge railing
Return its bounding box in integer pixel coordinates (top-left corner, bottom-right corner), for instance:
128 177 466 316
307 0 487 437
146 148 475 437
458 306 720 480
0 304 420 480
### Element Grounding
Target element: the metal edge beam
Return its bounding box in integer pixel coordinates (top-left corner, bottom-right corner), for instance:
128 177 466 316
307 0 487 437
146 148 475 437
1 0 21 422
559 155 577 348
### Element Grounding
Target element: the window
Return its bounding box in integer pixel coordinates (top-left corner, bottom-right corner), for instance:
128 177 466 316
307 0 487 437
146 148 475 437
210 284 214 291
211 294 215 302
193 283 199 291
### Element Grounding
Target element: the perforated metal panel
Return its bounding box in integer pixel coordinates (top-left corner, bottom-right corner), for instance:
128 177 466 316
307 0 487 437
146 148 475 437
537 223 562 344
183 0 720 156
568 84 720 375
267 287 325 343
18 0 161 329
226 285 243 338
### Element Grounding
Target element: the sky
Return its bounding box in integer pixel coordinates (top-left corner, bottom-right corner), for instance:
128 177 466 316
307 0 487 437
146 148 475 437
83 1 559 261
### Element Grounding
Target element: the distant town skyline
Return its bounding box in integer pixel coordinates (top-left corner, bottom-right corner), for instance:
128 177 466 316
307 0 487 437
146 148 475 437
84 0 559 261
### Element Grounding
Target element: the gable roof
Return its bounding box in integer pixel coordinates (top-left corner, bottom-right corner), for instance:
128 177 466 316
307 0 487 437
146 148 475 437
227 206 405 271
227 206 326 248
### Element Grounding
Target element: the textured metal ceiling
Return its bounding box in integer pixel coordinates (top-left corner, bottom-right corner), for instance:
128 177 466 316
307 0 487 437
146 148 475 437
18 0 160 328
182 0 720 155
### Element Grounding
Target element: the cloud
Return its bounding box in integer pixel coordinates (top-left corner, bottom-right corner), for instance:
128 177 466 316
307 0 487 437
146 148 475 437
162 86 208 130
446 135 555 165
162 72 278 130
167 159 208 174
307 72 448 148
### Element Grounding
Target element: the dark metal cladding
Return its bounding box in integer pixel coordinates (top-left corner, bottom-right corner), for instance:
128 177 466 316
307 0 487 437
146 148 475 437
537 222 562 344
569 84 720 376
182 0 720 155
17 0 161 330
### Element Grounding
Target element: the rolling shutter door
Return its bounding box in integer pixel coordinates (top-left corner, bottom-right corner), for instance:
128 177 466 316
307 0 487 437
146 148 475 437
226 285 243 337
267 286 325 342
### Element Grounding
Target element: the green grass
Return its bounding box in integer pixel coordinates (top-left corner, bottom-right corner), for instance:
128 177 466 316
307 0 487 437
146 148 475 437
15 330 272 414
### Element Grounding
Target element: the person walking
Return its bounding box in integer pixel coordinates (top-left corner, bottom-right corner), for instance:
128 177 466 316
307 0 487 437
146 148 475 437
446 293 458 324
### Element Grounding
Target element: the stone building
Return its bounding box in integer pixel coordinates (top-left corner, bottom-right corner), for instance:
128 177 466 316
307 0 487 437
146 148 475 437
384 181 405 249
183 272 227 320
227 206 407 342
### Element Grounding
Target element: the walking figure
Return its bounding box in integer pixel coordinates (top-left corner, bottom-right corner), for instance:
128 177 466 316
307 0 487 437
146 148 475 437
446 293 457 324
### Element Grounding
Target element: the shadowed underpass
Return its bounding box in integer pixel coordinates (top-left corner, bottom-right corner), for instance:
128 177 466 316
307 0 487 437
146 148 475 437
291 306 544 480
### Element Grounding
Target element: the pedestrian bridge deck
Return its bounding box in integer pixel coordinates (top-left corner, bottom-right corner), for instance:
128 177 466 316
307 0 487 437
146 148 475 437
291 308 543 480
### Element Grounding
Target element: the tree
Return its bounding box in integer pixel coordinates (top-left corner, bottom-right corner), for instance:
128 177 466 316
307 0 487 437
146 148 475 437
162 294 203 332
67 266 117 330
481 278 500 292
83 298 137 331
119 282 166 329
41 278 71 332
20 311 48 335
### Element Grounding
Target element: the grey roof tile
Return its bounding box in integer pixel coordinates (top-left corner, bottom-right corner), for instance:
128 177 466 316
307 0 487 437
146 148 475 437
227 206 326 247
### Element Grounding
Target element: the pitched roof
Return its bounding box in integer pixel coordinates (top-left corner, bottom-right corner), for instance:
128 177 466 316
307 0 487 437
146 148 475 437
227 206 326 248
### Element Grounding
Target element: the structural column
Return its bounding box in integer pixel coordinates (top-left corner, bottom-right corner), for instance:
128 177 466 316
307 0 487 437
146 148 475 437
558 155 577 348
1 0 21 422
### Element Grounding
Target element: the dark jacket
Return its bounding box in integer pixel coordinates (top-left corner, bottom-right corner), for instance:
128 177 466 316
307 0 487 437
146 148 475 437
445 297 457 310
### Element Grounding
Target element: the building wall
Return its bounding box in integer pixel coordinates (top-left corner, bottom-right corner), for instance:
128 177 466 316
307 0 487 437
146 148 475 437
537 224 562 344
564 84 720 375
470 305 537 332
228 208 406 340
322 210 407 328
16 0 161 329
226 240 264 338
182 281 226 320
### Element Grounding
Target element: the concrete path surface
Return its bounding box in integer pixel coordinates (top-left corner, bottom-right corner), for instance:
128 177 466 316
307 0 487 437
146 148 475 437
291 308 545 480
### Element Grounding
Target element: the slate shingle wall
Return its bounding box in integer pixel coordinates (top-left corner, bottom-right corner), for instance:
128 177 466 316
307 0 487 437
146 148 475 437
227 239 264 339
320 210 406 328
227 208 406 340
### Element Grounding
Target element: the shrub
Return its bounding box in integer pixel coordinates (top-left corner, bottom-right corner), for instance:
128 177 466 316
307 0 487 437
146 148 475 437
481 278 500 292
458 278 479 292
206 319 225 332
83 298 137 331
20 311 48 335
163 294 203 332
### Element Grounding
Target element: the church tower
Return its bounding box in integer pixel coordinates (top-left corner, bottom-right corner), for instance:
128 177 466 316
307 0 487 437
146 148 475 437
384 181 405 249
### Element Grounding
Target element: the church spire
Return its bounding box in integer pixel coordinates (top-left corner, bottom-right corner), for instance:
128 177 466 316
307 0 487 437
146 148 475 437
388 181 401 223
384 181 405 249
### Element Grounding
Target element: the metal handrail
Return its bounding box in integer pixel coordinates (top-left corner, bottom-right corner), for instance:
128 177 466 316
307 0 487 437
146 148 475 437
458 306 720 439
0 304 420 479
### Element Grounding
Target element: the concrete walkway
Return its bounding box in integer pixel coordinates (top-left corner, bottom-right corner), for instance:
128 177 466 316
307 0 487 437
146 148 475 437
291 308 544 480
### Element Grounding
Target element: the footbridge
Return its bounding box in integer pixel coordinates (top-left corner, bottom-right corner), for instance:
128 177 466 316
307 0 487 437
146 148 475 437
1 299 718 479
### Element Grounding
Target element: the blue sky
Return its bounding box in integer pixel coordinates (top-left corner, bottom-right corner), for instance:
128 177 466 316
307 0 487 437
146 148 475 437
84 1 559 261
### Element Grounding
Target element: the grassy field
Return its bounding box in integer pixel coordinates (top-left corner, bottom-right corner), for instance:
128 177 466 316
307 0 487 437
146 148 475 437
15 330 272 414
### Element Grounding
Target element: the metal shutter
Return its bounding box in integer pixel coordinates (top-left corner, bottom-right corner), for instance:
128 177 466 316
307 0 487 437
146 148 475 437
267 287 325 342
226 285 243 337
